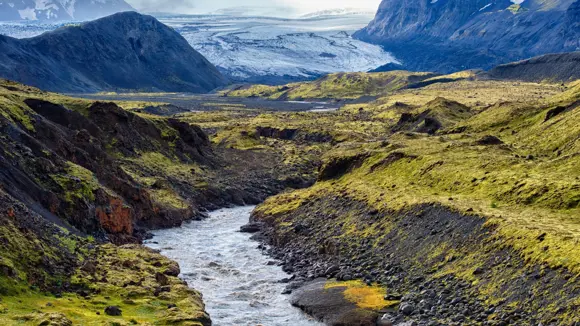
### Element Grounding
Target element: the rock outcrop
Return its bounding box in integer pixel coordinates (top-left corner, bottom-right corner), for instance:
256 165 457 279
355 0 580 73
0 12 227 93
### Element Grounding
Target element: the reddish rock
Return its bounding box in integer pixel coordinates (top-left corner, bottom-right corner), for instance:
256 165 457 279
96 198 133 235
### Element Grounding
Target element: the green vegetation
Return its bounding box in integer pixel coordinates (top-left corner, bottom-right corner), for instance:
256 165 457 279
2 67 579 324
50 162 100 203
0 244 209 326
508 3 523 13
221 71 436 100
252 76 580 322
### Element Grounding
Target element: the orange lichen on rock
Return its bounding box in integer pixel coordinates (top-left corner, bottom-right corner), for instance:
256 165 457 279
96 198 133 234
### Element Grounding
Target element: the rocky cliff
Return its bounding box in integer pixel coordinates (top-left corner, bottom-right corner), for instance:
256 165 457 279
0 12 227 93
355 0 580 73
0 0 134 21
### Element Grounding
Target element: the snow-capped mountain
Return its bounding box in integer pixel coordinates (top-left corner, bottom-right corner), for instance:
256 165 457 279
0 0 134 21
355 0 580 72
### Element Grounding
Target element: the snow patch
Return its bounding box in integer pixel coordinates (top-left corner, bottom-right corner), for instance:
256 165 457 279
18 7 37 20
479 3 492 11
34 0 59 11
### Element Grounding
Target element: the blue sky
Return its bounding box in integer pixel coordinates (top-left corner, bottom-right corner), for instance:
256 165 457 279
128 0 383 14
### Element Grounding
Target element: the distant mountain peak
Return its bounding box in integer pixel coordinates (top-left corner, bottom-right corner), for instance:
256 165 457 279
0 0 134 21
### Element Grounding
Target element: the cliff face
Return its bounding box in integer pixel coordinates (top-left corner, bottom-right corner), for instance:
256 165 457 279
355 0 580 72
0 93 213 243
0 12 227 93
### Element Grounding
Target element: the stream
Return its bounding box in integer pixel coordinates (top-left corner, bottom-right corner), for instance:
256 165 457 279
144 206 321 326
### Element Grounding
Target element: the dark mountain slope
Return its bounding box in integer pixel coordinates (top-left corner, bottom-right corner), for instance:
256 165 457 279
0 12 227 93
355 0 580 73
487 51 580 82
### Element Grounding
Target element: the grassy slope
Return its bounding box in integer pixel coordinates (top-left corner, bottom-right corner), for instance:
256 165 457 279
221 71 436 100
252 78 580 321
0 187 209 326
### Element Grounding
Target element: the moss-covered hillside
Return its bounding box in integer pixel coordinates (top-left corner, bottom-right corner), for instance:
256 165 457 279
221 71 437 100
0 79 316 324
248 77 580 325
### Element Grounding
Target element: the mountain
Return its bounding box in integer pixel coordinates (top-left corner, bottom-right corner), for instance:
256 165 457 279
0 0 134 21
355 0 580 73
0 12 227 93
487 51 580 82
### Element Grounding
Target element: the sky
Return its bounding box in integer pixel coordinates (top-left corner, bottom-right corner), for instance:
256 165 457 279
128 0 383 15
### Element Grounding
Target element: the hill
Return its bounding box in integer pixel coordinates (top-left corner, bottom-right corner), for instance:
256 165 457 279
487 51 580 82
212 67 580 324
222 71 437 100
0 12 227 93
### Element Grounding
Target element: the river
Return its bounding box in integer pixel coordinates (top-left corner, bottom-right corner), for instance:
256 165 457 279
144 206 321 326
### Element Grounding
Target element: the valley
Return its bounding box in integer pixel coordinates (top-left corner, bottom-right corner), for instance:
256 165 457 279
0 3 579 326
1 66 579 325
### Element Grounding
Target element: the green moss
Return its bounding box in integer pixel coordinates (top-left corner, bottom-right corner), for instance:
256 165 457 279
0 96 35 131
222 71 435 100
150 189 189 210
508 3 522 13
255 78 580 281
0 244 209 326
50 162 100 203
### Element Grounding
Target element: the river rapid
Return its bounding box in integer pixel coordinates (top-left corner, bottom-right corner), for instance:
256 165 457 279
145 206 321 326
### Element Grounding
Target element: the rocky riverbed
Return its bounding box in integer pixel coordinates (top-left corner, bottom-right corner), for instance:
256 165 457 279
248 195 580 326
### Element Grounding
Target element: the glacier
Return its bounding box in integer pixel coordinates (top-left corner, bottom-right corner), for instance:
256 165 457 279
158 13 398 83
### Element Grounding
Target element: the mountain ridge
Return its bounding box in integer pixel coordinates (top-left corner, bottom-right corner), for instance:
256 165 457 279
355 0 580 73
0 12 227 93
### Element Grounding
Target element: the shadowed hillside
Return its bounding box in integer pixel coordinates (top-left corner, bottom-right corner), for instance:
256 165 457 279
0 12 227 93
